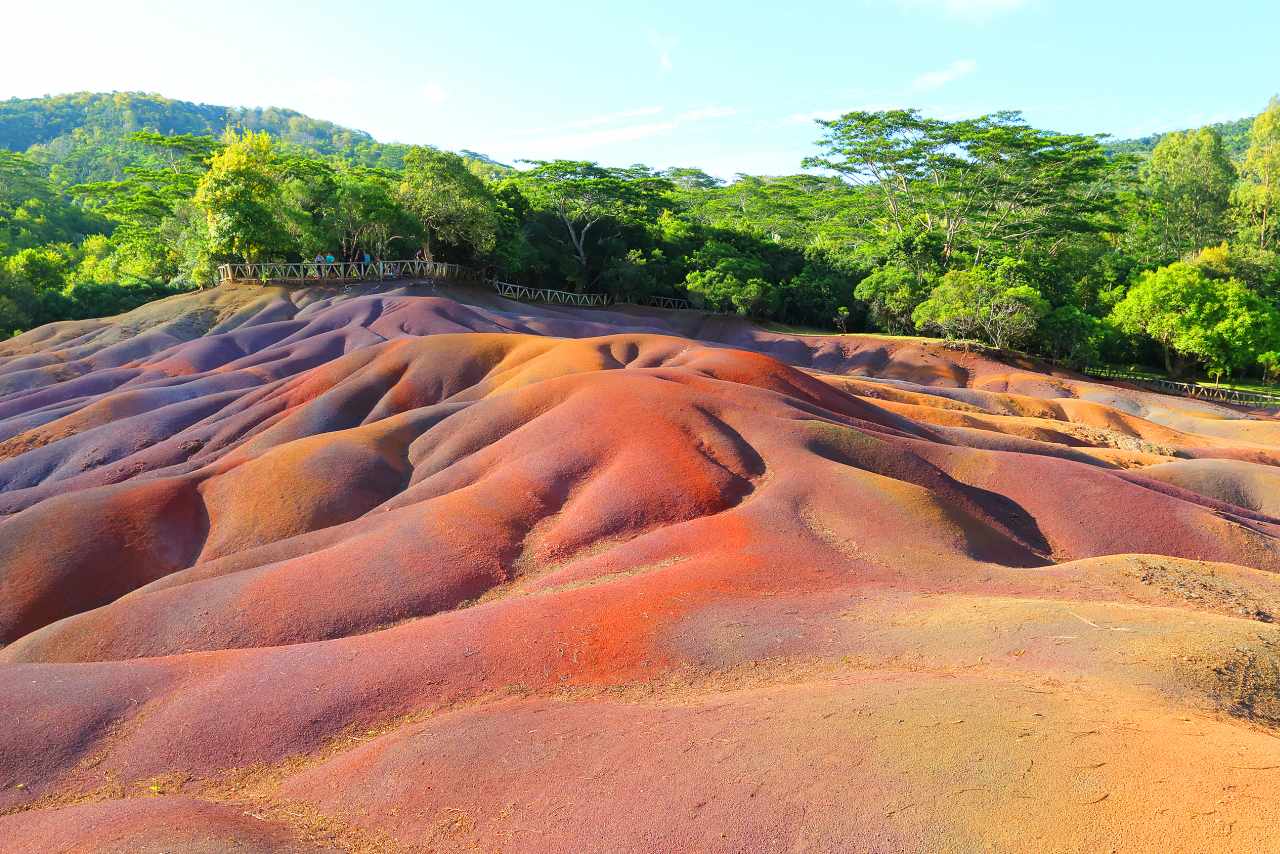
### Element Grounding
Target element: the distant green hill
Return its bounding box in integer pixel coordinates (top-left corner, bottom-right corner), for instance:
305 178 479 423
0 92 509 184
1104 115 1255 160
0 90 1260 181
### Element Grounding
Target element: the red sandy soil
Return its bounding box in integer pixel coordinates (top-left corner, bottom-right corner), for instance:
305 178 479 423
1 281 1279 853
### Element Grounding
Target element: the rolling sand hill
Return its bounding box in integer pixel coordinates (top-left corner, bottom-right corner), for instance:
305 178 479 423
1 281 1279 853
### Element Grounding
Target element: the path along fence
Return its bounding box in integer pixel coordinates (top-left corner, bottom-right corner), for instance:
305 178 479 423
1078 365 1280 410
218 260 705 312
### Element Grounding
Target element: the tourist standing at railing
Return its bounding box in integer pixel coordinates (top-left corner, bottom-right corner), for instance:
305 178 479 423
312 253 324 279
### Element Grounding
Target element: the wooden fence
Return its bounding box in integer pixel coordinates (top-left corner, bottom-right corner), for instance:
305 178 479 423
217 260 482 285
492 281 611 307
1079 366 1280 409
637 295 693 310
217 260 715 313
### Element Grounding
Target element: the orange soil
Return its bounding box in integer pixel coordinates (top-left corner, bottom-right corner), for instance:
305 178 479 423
0 282 1278 853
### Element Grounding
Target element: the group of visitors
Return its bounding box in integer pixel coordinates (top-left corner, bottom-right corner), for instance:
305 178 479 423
309 248 376 281
307 247 432 271
312 248 373 267
302 246 436 282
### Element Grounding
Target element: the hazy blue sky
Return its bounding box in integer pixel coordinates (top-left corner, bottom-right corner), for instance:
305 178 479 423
5 0 1277 175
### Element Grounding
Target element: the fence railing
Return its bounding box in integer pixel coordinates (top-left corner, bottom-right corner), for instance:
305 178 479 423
216 260 717 314
492 281 611 307
637 295 693 310
217 260 482 284
1079 366 1280 409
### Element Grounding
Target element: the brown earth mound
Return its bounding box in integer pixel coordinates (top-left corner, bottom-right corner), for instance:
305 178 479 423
1 282 1279 853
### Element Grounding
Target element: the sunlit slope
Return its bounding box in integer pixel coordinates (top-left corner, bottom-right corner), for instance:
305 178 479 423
1 282 1278 854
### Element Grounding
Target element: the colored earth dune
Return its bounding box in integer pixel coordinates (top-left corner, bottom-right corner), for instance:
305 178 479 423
1 281 1279 853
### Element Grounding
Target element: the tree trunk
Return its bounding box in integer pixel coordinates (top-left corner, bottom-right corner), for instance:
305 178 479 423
574 244 589 292
1163 344 1193 379
569 220 593 293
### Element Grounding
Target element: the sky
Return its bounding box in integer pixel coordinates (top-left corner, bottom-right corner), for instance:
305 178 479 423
3 0 1278 177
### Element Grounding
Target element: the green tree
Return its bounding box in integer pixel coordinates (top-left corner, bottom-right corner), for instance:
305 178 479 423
517 160 672 291
1189 241 1280 300
833 305 850 333
0 151 103 254
854 265 932 333
682 174 859 249
276 155 339 257
194 131 296 264
0 151 57 254
776 264 843 326
1110 261 1280 378
327 167 415 261
398 147 499 261
684 268 774 316
70 132 220 282
804 110 1115 267
661 167 724 190
1236 97 1280 250
913 260 1049 350
1259 351 1280 384
1138 127 1235 262
0 245 74 329
1040 304 1101 367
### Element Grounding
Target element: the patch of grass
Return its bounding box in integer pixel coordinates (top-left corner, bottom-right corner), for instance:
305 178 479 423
1098 363 1280 396
755 321 947 344
756 320 844 336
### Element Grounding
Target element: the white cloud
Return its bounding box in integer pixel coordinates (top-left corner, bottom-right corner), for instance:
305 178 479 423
421 82 448 106
678 106 738 122
894 0 1027 20
912 59 978 91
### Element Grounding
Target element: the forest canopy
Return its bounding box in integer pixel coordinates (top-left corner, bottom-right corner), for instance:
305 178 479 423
2 91 1279 384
